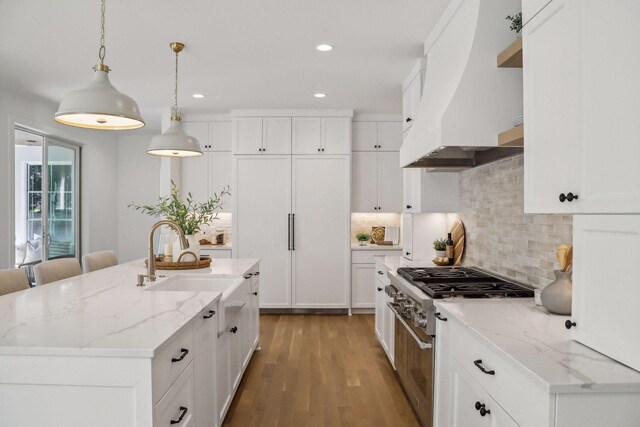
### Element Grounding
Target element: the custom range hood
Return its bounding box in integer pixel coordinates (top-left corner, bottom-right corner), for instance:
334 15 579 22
400 0 523 171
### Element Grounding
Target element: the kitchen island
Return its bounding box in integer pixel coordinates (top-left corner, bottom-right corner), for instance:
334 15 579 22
0 258 259 427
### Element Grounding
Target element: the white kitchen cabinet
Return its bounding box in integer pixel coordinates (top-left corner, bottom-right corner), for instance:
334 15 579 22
182 121 210 151
402 213 413 259
353 121 402 151
234 153 350 309
571 215 640 372
450 359 518 427
235 155 292 308
292 156 350 308
194 303 218 427
292 117 351 154
402 213 448 260
403 169 460 214
181 152 232 210
209 121 232 151
373 260 394 366
402 70 424 135
249 273 260 350
523 0 640 214
352 151 402 213
233 117 291 154
216 323 231 423
352 263 375 309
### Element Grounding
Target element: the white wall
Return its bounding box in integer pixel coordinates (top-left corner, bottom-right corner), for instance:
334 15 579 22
0 86 120 268
116 134 160 262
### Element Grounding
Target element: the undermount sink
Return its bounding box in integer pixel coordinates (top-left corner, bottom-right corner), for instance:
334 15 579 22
145 274 247 334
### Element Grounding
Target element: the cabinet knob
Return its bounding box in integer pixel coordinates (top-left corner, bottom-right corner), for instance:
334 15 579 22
321 148 325 152
565 320 576 329
406 205 412 209
253 291 258 296
566 192 578 202
480 407 491 417
406 117 412 123
317 148 321 152
405 251 410 256
377 271 383 275
377 287 383 292
475 401 484 411
230 326 238 334
254 271 260 276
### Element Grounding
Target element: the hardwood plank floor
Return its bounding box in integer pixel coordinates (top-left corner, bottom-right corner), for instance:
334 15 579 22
223 314 420 427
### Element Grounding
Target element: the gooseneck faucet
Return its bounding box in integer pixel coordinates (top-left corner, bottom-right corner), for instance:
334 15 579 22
137 220 189 286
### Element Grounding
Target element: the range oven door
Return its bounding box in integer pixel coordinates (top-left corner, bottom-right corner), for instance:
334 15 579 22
390 303 434 427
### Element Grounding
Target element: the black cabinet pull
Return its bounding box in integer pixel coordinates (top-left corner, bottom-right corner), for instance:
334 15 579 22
202 310 215 319
406 117 412 122
230 326 238 334
480 407 491 417
253 291 258 296
377 287 383 292
317 148 321 152
170 407 188 424
406 205 412 209
434 312 448 321
291 213 295 250
405 251 411 256
565 320 576 329
566 192 578 202
377 270 383 275
254 271 260 276
288 214 291 251
473 359 495 375
244 273 254 279
171 348 189 363
559 193 566 202
321 148 325 152
475 401 484 411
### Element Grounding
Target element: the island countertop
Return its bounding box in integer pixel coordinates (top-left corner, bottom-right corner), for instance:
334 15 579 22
0 258 258 358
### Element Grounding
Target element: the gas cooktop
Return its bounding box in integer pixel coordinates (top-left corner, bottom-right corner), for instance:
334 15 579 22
397 267 534 299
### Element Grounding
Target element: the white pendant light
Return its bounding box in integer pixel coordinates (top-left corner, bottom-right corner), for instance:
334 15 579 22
55 0 144 130
148 42 203 157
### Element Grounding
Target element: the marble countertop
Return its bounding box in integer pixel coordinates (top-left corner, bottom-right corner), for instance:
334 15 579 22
351 244 402 251
379 255 436 271
0 258 258 358
435 299 640 394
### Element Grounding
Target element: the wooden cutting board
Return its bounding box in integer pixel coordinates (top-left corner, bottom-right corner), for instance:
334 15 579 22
450 219 465 266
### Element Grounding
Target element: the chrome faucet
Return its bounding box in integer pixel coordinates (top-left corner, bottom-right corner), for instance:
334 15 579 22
137 220 189 286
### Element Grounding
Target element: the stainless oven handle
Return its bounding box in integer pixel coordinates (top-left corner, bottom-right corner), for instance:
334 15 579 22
387 302 432 350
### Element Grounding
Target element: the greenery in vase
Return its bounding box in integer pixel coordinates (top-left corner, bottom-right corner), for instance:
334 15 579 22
356 232 370 242
433 238 447 251
506 12 522 34
129 181 230 235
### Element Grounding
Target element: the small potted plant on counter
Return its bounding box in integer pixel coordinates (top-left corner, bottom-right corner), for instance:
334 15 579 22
129 181 230 262
433 238 447 257
356 232 370 246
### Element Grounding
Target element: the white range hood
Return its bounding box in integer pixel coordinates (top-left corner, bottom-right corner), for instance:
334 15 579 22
400 0 523 169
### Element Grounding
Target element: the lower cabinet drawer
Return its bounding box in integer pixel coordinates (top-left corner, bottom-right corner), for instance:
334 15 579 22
450 358 518 427
449 317 552 427
155 362 196 427
153 326 195 403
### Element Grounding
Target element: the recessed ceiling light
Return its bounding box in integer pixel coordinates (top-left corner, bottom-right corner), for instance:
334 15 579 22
314 93 326 98
316 44 333 52
192 93 205 99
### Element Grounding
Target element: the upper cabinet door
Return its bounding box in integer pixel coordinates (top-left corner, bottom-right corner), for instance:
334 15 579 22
352 122 377 151
403 75 422 133
209 152 233 212
377 122 402 151
523 0 580 214
262 117 291 155
352 152 378 212
234 118 263 154
524 0 640 214
321 118 351 154
377 151 403 213
292 117 321 154
182 121 210 151
209 121 232 151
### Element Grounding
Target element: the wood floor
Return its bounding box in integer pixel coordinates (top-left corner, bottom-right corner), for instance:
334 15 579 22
223 314 420 427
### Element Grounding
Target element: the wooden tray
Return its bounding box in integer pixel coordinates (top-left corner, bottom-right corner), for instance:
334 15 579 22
145 256 212 270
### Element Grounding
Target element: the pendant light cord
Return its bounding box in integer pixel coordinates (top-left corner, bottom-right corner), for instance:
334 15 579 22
99 0 106 65
172 49 180 118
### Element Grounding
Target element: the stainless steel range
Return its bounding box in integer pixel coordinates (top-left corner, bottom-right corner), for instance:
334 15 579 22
385 266 533 427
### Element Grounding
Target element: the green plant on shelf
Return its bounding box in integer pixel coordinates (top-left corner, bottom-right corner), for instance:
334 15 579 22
355 232 370 242
506 12 522 35
129 181 230 235
433 238 447 251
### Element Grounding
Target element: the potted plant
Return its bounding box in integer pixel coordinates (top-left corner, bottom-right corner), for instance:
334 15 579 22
506 12 523 37
433 238 447 257
356 232 370 246
129 181 230 261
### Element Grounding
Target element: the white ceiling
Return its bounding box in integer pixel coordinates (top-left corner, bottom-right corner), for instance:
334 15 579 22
0 0 448 131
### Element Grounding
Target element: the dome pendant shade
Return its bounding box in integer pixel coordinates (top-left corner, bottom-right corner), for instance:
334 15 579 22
55 70 145 130
147 119 203 157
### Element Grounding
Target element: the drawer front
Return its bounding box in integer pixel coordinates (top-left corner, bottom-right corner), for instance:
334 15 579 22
449 316 551 427
155 362 196 427
153 325 195 403
352 250 400 264
374 261 390 287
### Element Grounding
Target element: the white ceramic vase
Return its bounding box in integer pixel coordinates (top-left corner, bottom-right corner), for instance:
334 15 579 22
174 235 200 262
